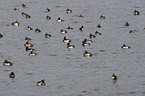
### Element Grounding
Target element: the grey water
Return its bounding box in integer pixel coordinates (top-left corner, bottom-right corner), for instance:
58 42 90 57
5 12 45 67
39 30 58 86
0 0 145 96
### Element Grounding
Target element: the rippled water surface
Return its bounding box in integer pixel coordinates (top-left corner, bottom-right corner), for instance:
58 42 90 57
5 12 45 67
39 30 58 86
0 0 145 96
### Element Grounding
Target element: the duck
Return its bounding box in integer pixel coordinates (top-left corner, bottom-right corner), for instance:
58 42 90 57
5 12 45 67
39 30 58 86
3 60 13 66
66 8 72 14
97 24 101 28
9 72 15 78
83 51 92 57
0 34 3 38
37 79 45 86
35 28 41 33
124 22 130 26
45 8 50 12
22 4 26 8
45 33 51 38
95 31 102 35
89 33 96 39
129 30 134 33
79 26 84 31
67 43 75 49
25 47 35 52
82 41 90 46
60 29 67 34
14 8 19 11
67 26 73 30
79 14 83 17
29 51 38 56
63 37 71 43
25 36 31 41
134 10 140 16
84 39 92 43
100 15 105 19
46 15 51 20
57 17 64 22
24 41 33 47
26 26 33 31
12 21 19 26
22 12 27 17
25 14 31 19
121 44 131 49
111 74 117 80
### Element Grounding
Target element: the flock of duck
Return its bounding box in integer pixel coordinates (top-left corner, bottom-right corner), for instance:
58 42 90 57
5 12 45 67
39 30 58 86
1 3 144 86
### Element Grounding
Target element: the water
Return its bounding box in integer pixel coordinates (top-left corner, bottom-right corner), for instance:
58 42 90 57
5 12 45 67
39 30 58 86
0 0 145 96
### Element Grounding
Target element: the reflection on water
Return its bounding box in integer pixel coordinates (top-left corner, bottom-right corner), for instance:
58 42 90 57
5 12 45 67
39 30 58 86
0 0 145 96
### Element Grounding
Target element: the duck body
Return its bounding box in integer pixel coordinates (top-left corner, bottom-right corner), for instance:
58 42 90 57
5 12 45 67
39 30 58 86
3 60 13 66
9 72 15 78
83 51 92 57
111 74 117 80
12 21 19 26
37 79 45 86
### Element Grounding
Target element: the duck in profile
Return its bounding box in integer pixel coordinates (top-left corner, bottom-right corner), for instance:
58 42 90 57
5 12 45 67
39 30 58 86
66 8 72 14
111 74 117 80
45 8 50 12
100 15 105 19
25 36 31 41
129 30 134 33
26 26 33 31
14 8 19 11
3 60 13 66
95 31 102 36
46 15 51 20
45 33 51 38
124 22 130 26
35 28 41 33
134 10 140 16
97 24 101 28
25 14 31 19
37 79 45 86
89 33 96 39
60 29 67 34
25 47 35 52
67 26 73 30
12 21 19 26
121 44 131 49
24 41 33 47
22 12 27 17
82 41 90 46
0 34 3 38
29 51 38 56
57 17 64 22
84 39 92 43
22 4 26 8
67 43 75 49
9 72 15 78
83 51 92 57
79 26 84 31
63 37 71 43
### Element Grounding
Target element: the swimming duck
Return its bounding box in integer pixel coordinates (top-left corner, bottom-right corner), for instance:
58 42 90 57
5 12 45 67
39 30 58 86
12 21 19 26
100 15 105 19
45 8 50 12
26 26 33 31
37 79 45 86
67 43 75 49
0 34 3 38
29 51 38 56
57 17 64 22
63 37 71 43
46 15 51 20
45 33 51 38
22 12 27 17
134 10 140 16
83 51 92 57
84 39 92 43
24 41 33 47
60 29 67 34
67 26 73 30
95 31 102 35
3 60 13 66
25 47 35 52
79 26 84 31
35 28 41 33
97 24 101 28
25 14 31 19
111 74 117 80
9 72 15 78
66 8 72 14
121 44 131 49
129 30 134 33
82 41 90 46
89 33 96 39
79 14 83 17
124 22 130 26
22 4 26 8
25 36 31 41
14 8 19 11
